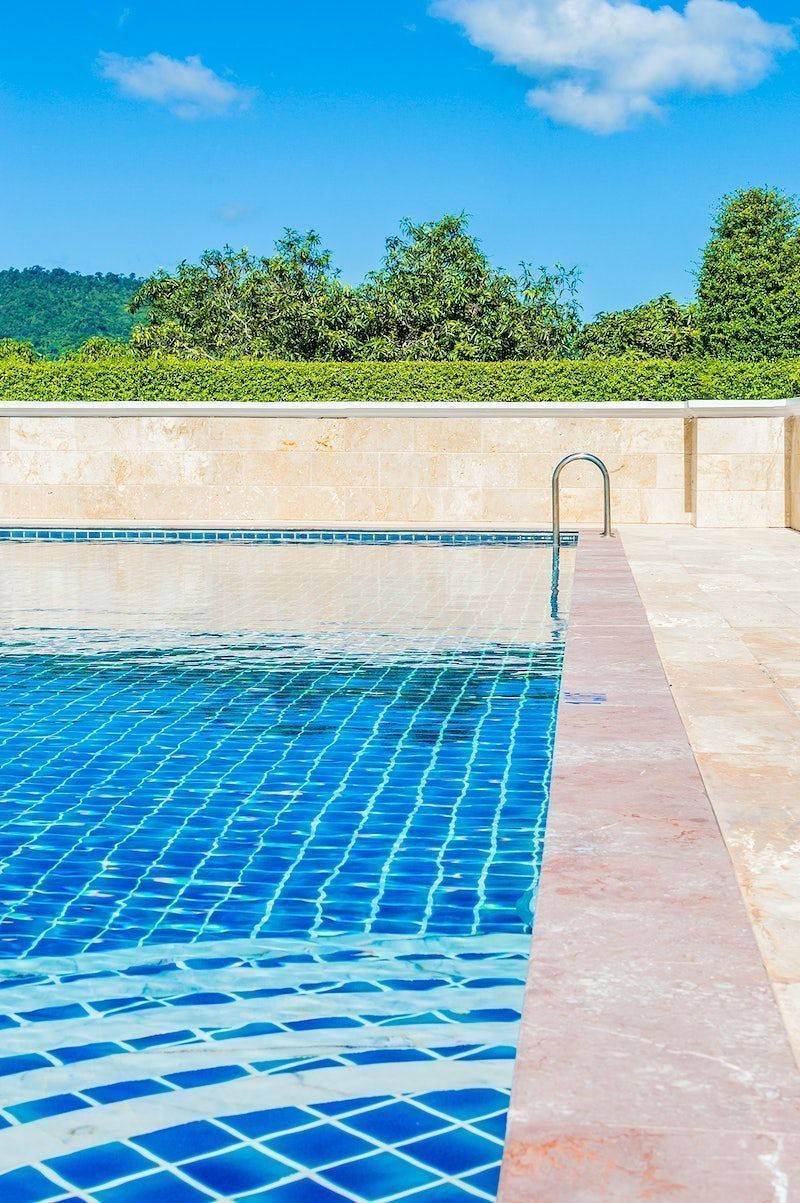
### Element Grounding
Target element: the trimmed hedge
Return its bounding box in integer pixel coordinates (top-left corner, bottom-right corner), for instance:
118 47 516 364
0 356 799 404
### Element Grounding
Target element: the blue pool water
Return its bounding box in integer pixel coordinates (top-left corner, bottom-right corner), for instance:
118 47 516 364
0 535 571 1203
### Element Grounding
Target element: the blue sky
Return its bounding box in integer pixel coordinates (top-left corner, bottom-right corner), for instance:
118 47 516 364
0 0 798 317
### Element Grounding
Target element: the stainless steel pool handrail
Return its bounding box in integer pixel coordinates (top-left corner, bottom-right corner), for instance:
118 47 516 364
551 453 612 547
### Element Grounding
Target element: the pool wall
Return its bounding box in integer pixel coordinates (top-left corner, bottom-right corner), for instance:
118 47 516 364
1 400 797 530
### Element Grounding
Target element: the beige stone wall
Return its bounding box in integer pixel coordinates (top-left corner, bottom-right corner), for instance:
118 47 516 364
693 415 788 529
791 417 800 532
0 405 796 529
0 411 691 527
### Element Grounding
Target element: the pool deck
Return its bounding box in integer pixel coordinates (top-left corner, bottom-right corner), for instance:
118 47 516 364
499 527 800 1202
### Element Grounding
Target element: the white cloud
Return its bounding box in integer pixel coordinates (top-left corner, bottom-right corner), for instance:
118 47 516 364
432 0 795 133
97 51 254 119
217 202 255 223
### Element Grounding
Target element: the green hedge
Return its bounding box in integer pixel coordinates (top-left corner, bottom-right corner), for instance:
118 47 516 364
1 356 799 403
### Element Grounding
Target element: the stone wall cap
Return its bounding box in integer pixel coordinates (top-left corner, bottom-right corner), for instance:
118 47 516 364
0 399 797 418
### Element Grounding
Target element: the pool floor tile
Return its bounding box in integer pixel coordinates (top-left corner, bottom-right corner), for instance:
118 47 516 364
0 538 573 1202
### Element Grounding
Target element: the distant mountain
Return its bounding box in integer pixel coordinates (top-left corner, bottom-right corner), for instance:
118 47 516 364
0 266 144 357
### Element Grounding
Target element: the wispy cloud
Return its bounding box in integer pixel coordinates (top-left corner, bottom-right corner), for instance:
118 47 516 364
97 51 255 119
217 202 255 223
432 0 795 133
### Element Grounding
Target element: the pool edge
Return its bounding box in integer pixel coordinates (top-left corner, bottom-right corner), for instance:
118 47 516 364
498 532 800 1201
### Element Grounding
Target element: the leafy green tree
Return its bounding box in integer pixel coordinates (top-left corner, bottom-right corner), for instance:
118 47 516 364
129 233 360 360
0 337 38 362
0 268 142 357
129 216 581 361
67 336 136 359
359 215 580 360
578 295 699 359
697 187 800 358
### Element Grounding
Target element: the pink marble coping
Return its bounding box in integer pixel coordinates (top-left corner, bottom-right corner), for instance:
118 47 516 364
498 532 800 1202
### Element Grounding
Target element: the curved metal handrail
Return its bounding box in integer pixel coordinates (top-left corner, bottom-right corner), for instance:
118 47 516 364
552 452 612 546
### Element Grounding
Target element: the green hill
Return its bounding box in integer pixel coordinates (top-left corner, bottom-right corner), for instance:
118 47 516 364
0 267 143 358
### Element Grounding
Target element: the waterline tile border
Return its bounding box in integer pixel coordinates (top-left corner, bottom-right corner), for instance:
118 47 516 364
0 527 577 547
499 532 800 1202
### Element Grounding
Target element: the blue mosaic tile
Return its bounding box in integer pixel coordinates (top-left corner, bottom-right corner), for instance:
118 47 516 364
93 1171 215 1203
6 1093 91 1123
224 1108 319 1140
182 1145 295 1193
401 1128 502 1176
0 1166 63 1203
0 537 571 1202
463 1164 504 1196
83 1078 172 1104
132 1120 238 1162
45 1142 158 1190
267 1123 376 1168
417 1090 510 1121
0 526 577 547
343 1100 449 1144
246 1180 346 1203
0 631 560 956
321 1150 439 1196
409 1185 485 1202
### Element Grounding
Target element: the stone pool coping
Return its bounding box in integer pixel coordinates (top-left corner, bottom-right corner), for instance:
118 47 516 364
498 531 800 1201
1 399 799 417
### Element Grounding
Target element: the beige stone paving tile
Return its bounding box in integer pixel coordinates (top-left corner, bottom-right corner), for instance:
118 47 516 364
709 797 800 982
664 661 777 693
622 524 800 1069
693 754 800 807
697 593 800 630
643 632 756 668
673 691 800 758
771 594 800 621
744 658 800 696
774 984 800 1066
0 418 10 452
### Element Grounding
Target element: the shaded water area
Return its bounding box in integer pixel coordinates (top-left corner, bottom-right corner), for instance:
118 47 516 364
0 536 572 1203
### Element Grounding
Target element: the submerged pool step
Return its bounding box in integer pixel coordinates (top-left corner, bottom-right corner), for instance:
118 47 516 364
0 940 521 1201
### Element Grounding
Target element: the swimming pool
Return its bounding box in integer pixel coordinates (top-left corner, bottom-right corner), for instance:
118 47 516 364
0 533 573 1203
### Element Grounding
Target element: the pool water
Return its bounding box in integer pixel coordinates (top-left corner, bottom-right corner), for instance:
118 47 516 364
0 535 572 1203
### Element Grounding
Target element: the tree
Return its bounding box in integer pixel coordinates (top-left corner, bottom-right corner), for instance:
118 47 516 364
0 338 38 362
697 187 800 359
578 295 699 359
359 215 580 360
0 268 142 357
129 233 360 360
127 215 581 361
